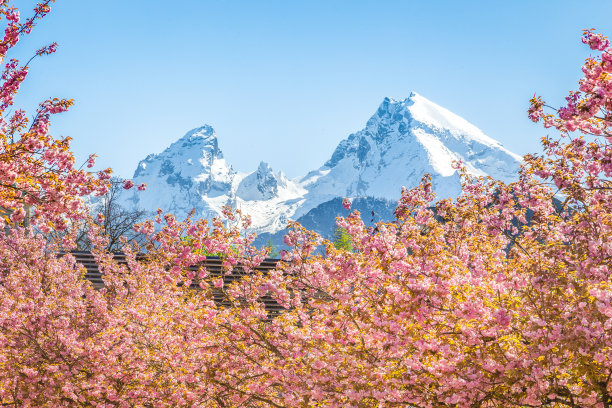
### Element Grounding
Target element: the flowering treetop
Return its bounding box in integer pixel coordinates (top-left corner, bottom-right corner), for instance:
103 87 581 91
529 29 612 143
0 1 145 232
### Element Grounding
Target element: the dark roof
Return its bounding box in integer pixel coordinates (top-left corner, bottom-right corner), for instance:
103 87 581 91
63 251 286 315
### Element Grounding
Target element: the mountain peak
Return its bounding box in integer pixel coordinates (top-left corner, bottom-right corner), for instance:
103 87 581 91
376 92 417 112
164 125 224 161
257 161 272 173
236 161 282 201
368 93 514 150
131 124 234 192
375 96 408 118
303 93 522 213
182 125 215 141
369 95 418 135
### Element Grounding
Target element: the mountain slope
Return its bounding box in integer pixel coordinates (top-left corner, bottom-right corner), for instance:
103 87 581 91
253 196 398 249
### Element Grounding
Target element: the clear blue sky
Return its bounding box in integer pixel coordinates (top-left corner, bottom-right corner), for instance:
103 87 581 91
10 0 612 178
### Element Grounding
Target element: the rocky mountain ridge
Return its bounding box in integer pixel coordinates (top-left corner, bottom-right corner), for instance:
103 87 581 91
122 93 523 241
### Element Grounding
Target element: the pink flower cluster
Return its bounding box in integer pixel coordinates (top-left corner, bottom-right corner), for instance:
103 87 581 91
0 1 115 232
529 30 612 143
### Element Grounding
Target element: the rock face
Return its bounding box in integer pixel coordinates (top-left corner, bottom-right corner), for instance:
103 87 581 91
237 162 282 201
123 93 523 241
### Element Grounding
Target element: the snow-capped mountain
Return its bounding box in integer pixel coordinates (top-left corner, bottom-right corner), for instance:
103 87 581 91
123 93 522 238
123 126 306 233
125 125 239 219
295 92 521 218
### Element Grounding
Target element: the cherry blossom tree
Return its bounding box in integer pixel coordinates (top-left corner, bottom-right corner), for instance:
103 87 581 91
0 0 112 232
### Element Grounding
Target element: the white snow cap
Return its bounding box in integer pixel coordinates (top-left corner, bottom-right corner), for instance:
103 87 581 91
373 92 517 152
